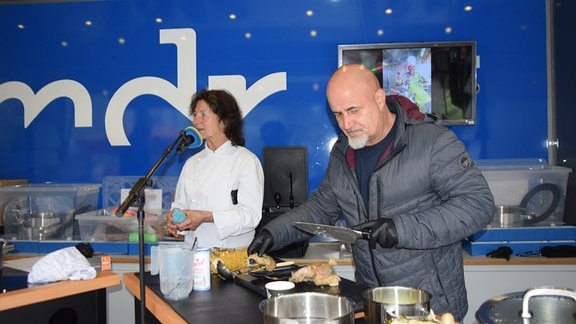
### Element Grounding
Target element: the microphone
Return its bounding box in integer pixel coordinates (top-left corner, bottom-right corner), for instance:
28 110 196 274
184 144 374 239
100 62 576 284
177 126 203 153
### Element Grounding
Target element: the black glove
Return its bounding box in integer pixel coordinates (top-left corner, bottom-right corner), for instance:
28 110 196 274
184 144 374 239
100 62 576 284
486 246 513 261
353 218 398 249
247 229 274 256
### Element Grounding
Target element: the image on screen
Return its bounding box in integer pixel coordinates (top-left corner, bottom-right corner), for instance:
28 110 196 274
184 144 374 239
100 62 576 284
339 41 477 126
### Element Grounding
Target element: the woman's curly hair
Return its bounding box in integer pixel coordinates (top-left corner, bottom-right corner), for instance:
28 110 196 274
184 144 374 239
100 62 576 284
190 89 245 146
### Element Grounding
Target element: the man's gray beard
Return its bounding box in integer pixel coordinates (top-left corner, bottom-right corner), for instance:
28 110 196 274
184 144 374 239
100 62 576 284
347 134 368 150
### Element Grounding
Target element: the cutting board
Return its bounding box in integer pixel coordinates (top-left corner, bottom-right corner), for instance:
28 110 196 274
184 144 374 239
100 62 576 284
233 271 367 312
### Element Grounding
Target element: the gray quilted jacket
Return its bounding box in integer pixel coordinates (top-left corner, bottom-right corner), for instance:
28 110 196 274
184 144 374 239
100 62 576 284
262 99 494 321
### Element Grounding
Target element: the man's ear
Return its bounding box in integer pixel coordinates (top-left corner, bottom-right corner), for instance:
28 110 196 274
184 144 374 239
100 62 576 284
375 88 387 110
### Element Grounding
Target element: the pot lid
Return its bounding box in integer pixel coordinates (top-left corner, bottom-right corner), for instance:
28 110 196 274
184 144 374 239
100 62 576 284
476 289 576 324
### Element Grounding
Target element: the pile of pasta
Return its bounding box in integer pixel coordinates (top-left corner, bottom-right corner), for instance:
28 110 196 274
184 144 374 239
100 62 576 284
210 247 249 274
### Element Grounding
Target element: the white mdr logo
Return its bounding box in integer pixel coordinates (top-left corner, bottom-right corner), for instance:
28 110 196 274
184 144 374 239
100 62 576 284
0 28 287 146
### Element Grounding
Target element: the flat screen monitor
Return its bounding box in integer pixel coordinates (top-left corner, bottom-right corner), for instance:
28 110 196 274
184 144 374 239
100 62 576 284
338 41 478 126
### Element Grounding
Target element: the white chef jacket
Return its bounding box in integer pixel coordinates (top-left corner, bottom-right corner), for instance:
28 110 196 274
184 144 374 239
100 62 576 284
171 140 264 249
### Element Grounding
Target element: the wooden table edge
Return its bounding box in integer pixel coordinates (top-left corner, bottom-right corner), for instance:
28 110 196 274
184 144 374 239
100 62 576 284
0 271 120 311
123 272 188 324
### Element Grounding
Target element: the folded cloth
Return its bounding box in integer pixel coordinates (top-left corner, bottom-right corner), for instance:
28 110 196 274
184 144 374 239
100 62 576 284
28 246 97 284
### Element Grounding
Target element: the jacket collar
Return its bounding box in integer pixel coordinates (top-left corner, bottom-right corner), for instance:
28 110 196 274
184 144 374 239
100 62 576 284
203 139 235 155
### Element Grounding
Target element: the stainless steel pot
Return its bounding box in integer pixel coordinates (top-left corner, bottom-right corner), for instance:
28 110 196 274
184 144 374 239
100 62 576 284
490 205 535 228
362 286 431 324
13 211 74 240
476 286 576 323
259 292 354 324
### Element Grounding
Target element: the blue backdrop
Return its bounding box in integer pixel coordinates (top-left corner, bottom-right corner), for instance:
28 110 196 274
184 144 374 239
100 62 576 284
0 0 549 195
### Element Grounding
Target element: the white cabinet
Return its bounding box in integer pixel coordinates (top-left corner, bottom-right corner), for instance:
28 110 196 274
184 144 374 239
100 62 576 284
107 262 140 324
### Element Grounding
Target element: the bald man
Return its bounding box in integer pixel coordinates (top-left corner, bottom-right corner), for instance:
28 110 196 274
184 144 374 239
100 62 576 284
249 64 494 321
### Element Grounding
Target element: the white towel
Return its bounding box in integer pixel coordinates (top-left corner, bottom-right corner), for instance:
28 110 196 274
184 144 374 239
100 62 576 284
28 246 97 284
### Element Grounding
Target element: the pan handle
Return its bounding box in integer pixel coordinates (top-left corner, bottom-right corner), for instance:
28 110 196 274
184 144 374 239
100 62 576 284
521 286 576 319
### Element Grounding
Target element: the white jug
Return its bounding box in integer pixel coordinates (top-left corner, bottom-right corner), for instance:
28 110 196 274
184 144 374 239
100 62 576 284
150 244 194 301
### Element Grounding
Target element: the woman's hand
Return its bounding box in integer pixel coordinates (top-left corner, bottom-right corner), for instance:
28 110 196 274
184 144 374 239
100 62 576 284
165 209 179 236
166 209 213 236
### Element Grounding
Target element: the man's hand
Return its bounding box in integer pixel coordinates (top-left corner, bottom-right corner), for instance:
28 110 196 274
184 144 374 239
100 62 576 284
353 218 398 249
247 230 274 256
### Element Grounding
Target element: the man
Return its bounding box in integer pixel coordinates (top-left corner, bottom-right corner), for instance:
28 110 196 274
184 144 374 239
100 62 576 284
248 64 494 321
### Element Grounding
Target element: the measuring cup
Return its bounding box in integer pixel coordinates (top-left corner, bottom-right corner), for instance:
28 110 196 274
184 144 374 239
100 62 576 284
150 244 194 301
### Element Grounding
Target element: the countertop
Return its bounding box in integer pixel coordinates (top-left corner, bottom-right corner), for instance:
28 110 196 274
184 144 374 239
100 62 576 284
261 242 576 266
5 242 576 266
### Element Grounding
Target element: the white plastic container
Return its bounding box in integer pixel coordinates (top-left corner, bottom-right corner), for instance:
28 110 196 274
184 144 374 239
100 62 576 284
478 159 571 225
193 247 211 291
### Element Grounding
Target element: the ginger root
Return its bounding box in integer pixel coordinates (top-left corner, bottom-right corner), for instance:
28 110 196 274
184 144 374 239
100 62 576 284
289 258 340 287
247 253 277 271
387 310 455 324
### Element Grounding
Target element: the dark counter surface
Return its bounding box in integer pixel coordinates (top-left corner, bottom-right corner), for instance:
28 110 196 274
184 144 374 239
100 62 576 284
141 272 264 323
125 272 367 323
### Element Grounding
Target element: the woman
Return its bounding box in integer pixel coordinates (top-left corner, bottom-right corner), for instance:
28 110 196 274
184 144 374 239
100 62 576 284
166 89 264 248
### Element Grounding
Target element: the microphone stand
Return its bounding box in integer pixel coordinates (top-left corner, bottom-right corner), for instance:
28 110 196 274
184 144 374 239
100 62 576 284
116 130 187 324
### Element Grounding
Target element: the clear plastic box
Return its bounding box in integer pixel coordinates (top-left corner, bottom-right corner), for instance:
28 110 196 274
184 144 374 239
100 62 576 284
75 208 162 242
74 176 179 242
0 183 101 240
101 176 178 210
478 159 572 226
